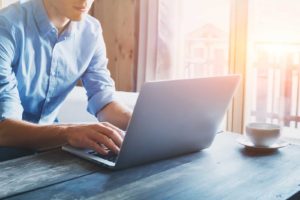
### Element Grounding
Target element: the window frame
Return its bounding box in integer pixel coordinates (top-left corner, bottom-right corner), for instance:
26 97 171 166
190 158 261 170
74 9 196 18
227 0 248 133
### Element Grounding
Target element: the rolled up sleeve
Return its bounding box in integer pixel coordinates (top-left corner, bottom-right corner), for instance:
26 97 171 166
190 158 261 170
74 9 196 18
0 101 23 121
0 18 23 121
81 29 116 116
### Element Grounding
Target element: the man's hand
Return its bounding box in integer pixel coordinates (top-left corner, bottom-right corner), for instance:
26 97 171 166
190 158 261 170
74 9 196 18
63 122 125 155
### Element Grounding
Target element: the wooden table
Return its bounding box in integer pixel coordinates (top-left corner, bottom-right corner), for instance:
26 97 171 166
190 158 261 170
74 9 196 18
0 132 299 200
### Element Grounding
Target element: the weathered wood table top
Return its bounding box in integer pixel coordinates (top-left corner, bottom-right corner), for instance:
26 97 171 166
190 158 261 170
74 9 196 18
0 132 299 200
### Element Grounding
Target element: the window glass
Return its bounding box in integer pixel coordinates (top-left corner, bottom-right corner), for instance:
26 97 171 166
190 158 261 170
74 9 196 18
246 0 300 137
181 0 230 78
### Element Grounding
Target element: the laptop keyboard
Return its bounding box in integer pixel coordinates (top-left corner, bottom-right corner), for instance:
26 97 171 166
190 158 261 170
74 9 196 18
87 150 118 162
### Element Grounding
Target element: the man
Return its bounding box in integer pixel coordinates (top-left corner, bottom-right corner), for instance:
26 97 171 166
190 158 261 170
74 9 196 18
0 0 132 161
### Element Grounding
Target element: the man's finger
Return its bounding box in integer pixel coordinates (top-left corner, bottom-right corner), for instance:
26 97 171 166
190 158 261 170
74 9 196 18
84 138 109 155
92 124 123 147
102 122 125 139
88 131 120 154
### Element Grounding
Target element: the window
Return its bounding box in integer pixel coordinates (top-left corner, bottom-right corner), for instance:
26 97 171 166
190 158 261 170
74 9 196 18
177 0 232 130
138 0 231 129
157 0 231 79
139 0 300 138
246 0 300 139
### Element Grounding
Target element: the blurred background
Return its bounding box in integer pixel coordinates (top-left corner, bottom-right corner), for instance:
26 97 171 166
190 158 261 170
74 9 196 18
1 0 299 141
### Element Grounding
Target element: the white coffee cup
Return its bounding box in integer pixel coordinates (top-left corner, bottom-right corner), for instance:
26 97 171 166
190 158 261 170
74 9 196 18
245 122 281 147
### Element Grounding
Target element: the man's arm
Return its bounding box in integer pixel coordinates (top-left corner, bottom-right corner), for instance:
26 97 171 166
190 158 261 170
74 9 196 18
81 22 132 131
0 119 123 154
97 101 132 131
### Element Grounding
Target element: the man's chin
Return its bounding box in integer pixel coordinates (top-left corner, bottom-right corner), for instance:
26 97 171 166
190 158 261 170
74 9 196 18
70 14 86 21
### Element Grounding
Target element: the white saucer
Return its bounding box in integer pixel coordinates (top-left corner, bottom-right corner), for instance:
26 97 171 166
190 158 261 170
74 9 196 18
237 137 289 150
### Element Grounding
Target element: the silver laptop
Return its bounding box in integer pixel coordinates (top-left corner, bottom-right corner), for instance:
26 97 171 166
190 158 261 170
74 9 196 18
62 75 240 170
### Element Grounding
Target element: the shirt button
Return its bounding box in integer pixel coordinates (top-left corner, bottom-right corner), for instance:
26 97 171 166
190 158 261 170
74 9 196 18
100 85 106 90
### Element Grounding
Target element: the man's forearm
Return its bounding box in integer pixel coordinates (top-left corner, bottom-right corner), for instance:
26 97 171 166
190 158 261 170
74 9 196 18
0 119 68 150
97 101 132 130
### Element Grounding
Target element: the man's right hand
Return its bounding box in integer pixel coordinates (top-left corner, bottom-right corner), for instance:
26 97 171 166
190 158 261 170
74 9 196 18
62 122 124 155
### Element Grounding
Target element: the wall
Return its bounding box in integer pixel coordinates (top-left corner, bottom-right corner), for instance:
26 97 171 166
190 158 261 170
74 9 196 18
92 0 139 92
0 0 18 8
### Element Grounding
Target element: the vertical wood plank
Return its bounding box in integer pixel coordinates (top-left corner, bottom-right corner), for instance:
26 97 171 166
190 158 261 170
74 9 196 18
92 0 138 92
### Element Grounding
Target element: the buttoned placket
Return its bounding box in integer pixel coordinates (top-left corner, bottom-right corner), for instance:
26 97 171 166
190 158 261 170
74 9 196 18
39 29 59 122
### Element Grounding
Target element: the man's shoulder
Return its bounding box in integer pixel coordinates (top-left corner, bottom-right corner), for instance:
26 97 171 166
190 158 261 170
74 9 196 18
0 2 30 31
79 14 103 36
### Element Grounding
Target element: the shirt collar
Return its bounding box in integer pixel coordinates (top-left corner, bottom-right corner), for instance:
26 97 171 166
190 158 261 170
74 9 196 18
32 0 76 38
60 21 77 39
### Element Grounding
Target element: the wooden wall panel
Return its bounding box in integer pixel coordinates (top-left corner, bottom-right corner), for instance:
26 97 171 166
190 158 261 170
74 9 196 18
92 0 138 92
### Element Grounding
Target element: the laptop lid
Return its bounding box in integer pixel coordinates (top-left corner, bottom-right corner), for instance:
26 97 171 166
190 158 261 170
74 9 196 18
114 75 240 169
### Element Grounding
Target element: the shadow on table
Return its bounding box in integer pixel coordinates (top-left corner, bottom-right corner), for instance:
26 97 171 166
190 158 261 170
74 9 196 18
238 147 281 157
0 147 36 162
87 150 210 192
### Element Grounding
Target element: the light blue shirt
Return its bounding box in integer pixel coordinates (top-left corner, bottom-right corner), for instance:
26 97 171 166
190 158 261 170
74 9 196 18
0 0 115 124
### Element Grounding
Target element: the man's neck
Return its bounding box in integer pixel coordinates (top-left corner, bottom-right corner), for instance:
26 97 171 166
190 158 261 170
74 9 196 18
43 0 70 35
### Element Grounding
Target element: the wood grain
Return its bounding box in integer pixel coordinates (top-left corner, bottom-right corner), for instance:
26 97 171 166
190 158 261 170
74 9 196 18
92 0 138 92
3 133 300 200
4 150 200 200
0 150 99 199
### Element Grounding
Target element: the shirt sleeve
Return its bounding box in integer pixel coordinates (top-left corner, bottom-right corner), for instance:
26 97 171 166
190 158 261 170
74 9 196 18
0 18 23 121
81 27 116 116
